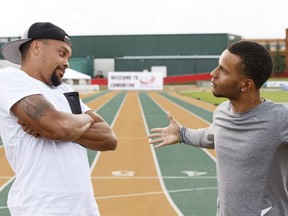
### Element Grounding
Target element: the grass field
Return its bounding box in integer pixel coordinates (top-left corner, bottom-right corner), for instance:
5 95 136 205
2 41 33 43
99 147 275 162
180 88 288 105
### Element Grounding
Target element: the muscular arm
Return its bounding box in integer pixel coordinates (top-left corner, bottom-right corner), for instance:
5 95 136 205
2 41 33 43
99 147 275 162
74 110 117 151
12 94 94 141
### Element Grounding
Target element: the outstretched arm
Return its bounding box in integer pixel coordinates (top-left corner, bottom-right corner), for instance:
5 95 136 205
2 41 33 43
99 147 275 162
148 112 182 148
148 111 215 149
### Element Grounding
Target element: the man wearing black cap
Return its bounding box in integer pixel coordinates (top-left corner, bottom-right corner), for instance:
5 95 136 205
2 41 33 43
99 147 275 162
0 22 117 216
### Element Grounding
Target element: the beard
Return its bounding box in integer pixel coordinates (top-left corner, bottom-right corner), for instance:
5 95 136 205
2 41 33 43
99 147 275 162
50 70 62 87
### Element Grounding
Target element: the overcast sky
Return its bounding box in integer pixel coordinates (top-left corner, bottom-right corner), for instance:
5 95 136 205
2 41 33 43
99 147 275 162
1 0 288 39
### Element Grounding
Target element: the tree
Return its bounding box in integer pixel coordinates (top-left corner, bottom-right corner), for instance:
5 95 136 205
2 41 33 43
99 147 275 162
273 42 285 74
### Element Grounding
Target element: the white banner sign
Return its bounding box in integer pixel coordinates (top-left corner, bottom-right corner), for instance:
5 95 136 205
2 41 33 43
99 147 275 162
265 81 288 88
108 72 163 90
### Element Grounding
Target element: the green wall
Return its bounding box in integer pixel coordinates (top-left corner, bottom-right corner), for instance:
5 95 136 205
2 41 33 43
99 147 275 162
0 33 241 75
115 57 219 75
70 33 240 58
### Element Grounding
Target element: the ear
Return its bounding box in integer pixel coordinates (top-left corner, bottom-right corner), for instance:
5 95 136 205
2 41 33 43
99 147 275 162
240 79 255 92
30 40 40 56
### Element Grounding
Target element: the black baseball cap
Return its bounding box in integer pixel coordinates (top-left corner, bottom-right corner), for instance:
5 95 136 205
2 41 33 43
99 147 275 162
1 22 73 64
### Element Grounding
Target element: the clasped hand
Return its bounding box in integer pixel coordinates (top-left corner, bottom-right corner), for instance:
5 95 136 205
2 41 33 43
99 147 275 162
17 119 40 137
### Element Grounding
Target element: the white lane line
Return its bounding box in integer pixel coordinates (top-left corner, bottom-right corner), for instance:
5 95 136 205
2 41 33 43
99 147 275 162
150 93 217 162
0 176 14 179
0 176 15 192
90 176 216 179
139 93 184 216
0 186 218 209
90 92 127 172
95 186 218 200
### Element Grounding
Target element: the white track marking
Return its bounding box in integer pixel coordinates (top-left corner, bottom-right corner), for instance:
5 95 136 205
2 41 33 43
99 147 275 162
150 93 216 162
95 186 218 200
90 92 127 172
138 93 184 216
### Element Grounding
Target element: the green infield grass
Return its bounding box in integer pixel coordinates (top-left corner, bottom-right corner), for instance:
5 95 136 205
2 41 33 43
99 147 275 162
180 89 288 105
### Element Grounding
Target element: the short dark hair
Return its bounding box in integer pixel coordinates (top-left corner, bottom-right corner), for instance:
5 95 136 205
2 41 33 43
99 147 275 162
228 40 274 89
20 39 49 62
19 40 33 62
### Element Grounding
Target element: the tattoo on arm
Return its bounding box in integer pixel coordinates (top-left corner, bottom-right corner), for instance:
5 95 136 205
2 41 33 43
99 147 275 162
22 96 52 121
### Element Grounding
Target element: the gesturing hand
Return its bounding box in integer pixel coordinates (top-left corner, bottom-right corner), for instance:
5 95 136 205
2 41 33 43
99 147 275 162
148 111 181 148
